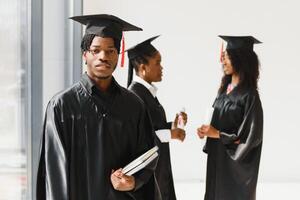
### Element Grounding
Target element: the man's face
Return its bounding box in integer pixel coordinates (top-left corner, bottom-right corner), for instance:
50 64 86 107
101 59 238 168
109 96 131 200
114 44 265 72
83 36 119 80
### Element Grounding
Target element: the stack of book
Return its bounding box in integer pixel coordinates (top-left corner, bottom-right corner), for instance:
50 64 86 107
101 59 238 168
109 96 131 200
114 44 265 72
122 146 159 176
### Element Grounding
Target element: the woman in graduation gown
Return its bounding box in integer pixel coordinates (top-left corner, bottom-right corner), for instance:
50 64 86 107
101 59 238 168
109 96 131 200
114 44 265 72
197 35 264 200
126 36 187 200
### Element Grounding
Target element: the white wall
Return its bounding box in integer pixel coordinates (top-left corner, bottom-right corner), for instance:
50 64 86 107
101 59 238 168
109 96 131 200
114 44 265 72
84 0 300 182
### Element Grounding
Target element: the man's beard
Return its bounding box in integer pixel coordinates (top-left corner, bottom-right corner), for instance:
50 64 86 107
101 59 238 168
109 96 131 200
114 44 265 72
95 65 117 80
96 75 111 79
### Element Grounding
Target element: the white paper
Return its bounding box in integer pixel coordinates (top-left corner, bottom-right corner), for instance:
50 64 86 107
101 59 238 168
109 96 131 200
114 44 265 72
204 107 214 125
201 107 215 146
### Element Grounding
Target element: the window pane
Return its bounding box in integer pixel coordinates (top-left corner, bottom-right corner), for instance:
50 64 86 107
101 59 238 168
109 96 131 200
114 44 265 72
0 0 29 199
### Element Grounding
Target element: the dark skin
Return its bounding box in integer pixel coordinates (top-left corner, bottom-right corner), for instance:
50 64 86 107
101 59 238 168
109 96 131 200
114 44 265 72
83 36 118 92
136 51 187 142
83 36 135 191
171 113 187 142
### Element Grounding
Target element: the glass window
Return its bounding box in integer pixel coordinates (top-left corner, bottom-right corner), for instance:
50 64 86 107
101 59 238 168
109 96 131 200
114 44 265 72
0 0 29 199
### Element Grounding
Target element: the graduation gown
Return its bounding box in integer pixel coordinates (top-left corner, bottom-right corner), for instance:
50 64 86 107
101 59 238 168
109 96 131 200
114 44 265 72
36 73 159 200
129 82 177 200
203 88 263 200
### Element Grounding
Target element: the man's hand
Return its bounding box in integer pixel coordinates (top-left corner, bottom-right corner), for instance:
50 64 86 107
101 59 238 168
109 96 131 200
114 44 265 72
110 169 135 191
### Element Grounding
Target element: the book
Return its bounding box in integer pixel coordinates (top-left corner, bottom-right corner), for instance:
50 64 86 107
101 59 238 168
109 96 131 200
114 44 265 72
125 152 158 176
122 146 159 176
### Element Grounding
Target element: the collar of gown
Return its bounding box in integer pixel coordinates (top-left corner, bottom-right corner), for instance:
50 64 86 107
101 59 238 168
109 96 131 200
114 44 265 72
133 75 158 98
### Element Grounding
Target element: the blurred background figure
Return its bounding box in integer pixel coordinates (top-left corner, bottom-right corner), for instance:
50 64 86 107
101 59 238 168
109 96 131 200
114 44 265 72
127 35 187 200
197 35 263 200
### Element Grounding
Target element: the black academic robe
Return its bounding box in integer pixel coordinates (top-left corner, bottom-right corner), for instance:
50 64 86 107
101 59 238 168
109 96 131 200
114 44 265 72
203 88 263 200
129 82 177 200
36 73 159 200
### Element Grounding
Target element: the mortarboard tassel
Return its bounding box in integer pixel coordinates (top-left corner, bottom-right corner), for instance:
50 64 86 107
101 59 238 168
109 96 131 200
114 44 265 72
120 33 125 67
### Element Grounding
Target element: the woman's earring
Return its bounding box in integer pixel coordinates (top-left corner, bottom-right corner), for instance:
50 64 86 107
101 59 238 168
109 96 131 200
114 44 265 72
85 60 87 65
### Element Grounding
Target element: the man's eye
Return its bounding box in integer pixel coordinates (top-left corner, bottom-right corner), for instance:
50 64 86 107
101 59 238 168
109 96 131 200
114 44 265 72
92 49 100 54
108 49 116 54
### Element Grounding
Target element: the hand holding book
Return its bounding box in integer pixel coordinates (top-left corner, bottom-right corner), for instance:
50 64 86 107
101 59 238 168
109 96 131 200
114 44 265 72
122 146 159 176
111 169 135 191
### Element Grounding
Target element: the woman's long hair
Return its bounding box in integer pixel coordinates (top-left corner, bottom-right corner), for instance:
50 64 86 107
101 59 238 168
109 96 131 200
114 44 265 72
218 48 260 94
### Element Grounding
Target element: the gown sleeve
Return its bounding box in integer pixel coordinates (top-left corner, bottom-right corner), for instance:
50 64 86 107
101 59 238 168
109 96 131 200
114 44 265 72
219 92 263 161
36 100 69 200
132 106 159 191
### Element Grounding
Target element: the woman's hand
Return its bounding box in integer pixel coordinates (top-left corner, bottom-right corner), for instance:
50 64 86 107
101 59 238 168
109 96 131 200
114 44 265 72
197 125 220 139
173 112 188 128
196 129 205 139
171 128 186 142
179 111 188 126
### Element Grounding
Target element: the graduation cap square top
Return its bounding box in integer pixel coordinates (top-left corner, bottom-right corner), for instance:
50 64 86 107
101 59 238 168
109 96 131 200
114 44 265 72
70 14 142 40
219 35 262 50
126 35 160 59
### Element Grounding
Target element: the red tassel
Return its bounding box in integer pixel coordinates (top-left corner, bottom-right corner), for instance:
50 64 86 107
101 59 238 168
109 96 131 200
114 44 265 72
120 33 125 67
220 42 224 63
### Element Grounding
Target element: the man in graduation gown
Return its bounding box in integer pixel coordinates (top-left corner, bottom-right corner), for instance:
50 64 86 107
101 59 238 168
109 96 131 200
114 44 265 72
197 35 263 200
126 36 187 200
36 14 160 200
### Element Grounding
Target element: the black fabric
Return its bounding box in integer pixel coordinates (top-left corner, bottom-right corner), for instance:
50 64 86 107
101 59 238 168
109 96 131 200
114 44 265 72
127 60 135 88
203 88 263 200
126 35 160 60
219 35 262 50
129 82 176 200
36 73 159 200
70 14 142 41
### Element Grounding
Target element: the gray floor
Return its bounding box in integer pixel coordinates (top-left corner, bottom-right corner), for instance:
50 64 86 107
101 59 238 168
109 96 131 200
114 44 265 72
1 174 300 200
175 180 300 200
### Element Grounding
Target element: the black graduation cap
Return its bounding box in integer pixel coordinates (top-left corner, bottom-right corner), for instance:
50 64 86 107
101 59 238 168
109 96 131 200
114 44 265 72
70 14 143 41
219 35 262 50
126 35 160 59
126 35 160 87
